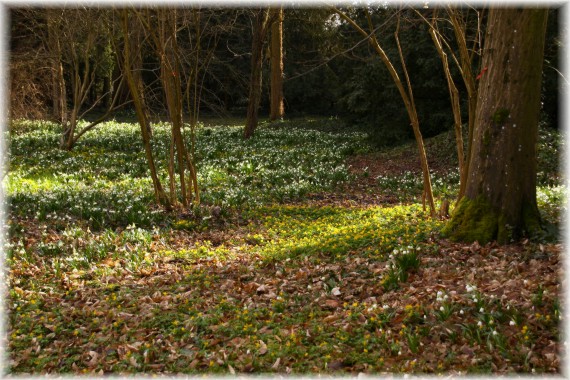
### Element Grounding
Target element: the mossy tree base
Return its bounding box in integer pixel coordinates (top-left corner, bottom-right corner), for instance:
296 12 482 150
442 196 542 245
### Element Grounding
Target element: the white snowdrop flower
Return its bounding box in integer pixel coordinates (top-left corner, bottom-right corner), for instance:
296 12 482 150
383 305 389 310
510 320 516 326
459 310 464 315
479 308 484 313
398 351 402 356
524 280 528 285
393 249 399 255
492 330 498 336
440 306 445 312
473 298 478 303
444 295 449 301
477 321 483 327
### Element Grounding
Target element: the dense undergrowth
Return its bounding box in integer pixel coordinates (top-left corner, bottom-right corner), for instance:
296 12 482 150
4 118 564 374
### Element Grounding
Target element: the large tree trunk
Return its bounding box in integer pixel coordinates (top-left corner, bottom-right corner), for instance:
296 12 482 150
443 8 548 244
244 9 270 139
269 7 284 121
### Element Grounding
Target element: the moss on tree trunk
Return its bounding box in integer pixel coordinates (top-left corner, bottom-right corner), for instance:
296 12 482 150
442 195 542 244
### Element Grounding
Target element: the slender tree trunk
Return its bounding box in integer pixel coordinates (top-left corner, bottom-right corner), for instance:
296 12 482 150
333 7 436 217
244 9 271 139
47 10 67 126
270 7 284 121
121 10 171 210
448 8 480 202
443 8 548 244
428 22 464 193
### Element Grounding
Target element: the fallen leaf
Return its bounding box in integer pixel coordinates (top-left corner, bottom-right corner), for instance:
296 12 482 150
271 357 281 369
85 350 99 367
325 299 340 308
258 340 268 355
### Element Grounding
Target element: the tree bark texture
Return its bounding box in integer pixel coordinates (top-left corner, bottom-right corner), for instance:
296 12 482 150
444 8 548 244
244 9 271 139
270 7 284 121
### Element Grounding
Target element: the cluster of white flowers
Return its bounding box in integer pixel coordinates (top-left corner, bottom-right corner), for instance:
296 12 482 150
436 290 449 303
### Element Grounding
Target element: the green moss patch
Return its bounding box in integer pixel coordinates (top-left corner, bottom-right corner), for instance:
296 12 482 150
442 195 499 244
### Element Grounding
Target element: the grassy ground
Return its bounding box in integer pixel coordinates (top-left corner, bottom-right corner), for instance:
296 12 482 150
5 118 565 374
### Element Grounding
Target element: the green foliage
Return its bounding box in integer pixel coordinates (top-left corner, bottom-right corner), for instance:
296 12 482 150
7 119 369 229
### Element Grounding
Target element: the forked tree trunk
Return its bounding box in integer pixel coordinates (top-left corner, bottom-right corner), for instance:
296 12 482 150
428 22 464 194
244 9 271 139
270 7 284 121
448 8 481 202
334 7 437 217
443 8 548 244
121 10 171 210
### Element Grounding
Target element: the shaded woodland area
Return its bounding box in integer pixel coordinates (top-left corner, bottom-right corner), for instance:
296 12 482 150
5 5 565 375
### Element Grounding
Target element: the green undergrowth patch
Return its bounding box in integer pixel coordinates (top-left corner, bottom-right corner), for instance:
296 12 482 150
6 119 369 229
243 203 444 263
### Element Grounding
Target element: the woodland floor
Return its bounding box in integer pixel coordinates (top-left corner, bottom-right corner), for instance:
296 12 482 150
5 120 564 375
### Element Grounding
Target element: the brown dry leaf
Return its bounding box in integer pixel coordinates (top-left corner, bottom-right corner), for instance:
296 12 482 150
323 314 339 323
228 364 236 374
325 299 340 308
256 284 268 294
271 357 281 369
85 350 99 367
129 356 140 368
258 340 268 355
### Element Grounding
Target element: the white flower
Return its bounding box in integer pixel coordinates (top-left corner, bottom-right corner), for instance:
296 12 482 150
477 321 483 327
479 308 484 313
492 330 498 336
440 306 445 312
510 320 516 326
459 309 464 315
383 305 389 310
